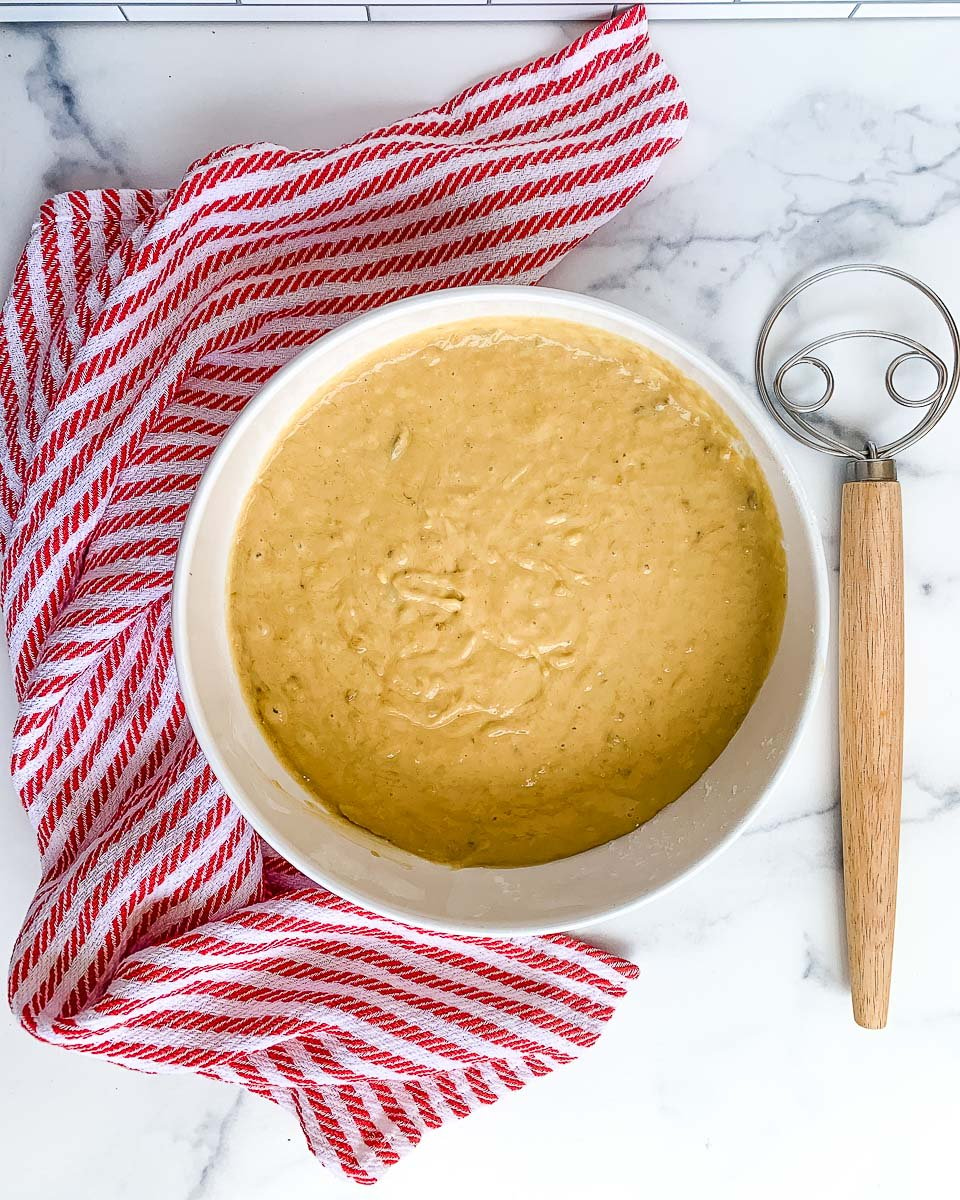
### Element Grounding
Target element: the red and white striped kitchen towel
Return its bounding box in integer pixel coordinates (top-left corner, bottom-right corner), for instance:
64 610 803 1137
0 8 684 1184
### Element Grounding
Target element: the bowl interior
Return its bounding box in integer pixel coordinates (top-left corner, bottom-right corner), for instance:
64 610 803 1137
173 286 827 934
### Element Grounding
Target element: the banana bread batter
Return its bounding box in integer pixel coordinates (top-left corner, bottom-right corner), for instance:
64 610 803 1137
229 318 786 867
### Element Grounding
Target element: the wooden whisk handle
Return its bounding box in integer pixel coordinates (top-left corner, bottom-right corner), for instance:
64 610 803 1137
839 475 904 1030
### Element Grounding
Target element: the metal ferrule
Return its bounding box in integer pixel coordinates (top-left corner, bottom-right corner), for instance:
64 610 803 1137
848 458 898 482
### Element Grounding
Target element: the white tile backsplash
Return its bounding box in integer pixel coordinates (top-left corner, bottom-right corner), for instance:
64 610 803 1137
3 0 955 20
854 1 960 11
360 0 480 6
121 3 368 16
642 2 854 15
0 3 125 16
370 4 616 16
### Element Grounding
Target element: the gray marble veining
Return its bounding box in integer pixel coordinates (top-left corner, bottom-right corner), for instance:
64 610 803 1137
8 25 133 194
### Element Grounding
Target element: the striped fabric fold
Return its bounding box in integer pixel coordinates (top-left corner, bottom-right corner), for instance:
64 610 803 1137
0 8 684 1184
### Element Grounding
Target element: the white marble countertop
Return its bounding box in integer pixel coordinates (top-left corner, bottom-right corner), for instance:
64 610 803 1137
2 15 960 1199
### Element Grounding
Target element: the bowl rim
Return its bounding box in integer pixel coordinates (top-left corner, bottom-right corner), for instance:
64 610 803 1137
173 284 830 933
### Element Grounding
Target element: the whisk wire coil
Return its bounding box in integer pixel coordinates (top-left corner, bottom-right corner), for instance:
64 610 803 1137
755 263 958 461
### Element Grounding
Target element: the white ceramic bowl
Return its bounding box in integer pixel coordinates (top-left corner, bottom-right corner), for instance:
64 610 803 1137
173 286 828 934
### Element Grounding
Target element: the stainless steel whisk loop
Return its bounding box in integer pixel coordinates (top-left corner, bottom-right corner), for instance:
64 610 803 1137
755 263 960 467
